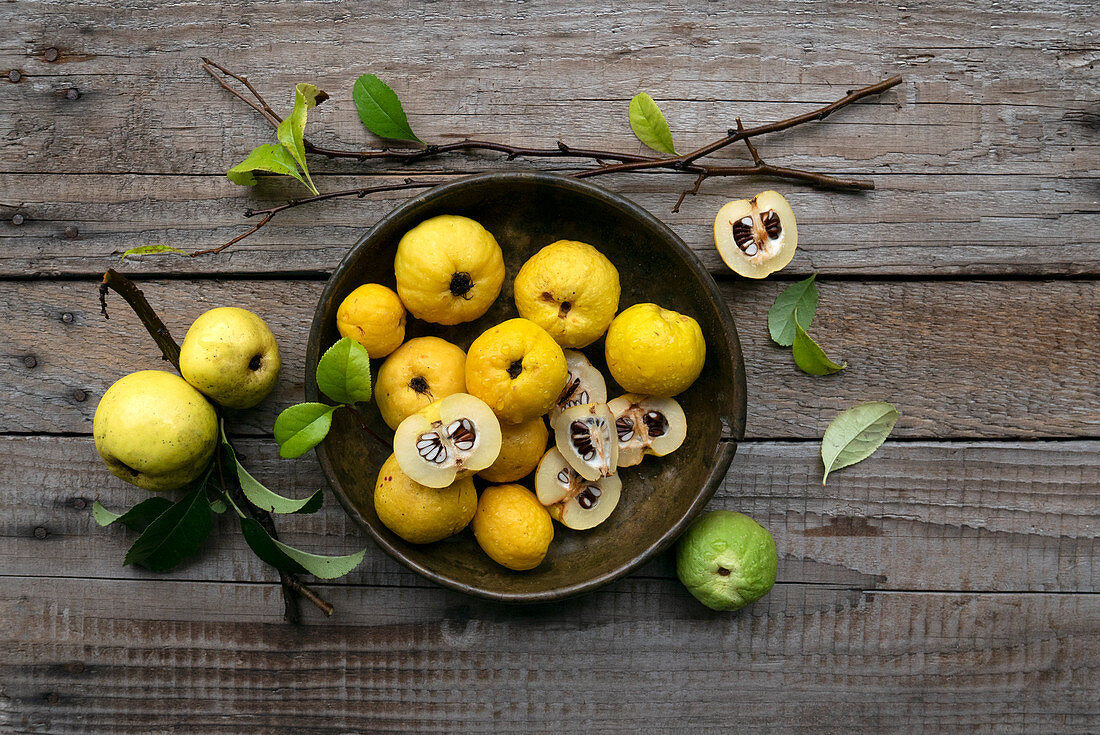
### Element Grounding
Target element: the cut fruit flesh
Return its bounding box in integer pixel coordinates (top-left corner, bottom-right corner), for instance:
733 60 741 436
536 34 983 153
535 447 622 530
714 190 797 279
551 350 608 420
393 392 502 488
607 393 687 467
551 402 618 481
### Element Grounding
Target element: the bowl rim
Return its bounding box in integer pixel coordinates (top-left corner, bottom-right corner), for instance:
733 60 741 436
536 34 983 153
307 170 746 603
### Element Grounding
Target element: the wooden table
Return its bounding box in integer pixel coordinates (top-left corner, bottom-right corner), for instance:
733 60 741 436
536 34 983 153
2 2 1097 732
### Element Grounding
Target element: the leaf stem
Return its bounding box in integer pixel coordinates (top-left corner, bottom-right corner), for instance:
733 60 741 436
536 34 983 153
344 404 390 450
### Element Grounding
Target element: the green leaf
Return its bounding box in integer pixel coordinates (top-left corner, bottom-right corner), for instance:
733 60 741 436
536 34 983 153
122 488 213 572
222 438 323 513
239 517 366 579
210 499 227 514
92 497 174 532
273 402 339 459
227 143 311 191
629 93 678 155
276 83 327 195
821 402 900 484
119 244 188 262
352 74 422 142
768 274 818 346
315 337 373 405
792 316 846 376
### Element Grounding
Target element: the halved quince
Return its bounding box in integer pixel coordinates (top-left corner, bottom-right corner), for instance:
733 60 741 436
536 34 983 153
714 190 797 278
607 393 687 467
393 393 502 488
550 350 608 421
535 447 622 530
551 402 618 481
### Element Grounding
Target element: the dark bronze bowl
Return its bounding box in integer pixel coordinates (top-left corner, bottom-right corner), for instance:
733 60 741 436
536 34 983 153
307 171 746 602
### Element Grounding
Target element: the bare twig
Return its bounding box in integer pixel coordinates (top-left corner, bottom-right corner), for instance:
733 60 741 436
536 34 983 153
344 405 391 450
188 180 444 258
98 269 333 623
195 60 900 254
99 270 181 369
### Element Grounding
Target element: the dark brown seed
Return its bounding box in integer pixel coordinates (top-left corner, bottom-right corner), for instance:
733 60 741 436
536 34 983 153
731 216 754 249
762 210 782 239
416 433 448 464
615 416 634 442
577 486 601 509
447 418 476 450
569 420 596 460
642 410 669 438
556 467 571 485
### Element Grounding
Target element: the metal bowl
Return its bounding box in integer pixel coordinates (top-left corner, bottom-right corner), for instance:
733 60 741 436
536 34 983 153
307 171 745 602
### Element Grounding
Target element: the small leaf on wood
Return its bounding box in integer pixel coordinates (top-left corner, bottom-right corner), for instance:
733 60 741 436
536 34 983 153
273 402 339 459
315 337 373 405
352 74 422 142
768 274 818 346
119 245 189 262
122 488 213 572
92 497 174 531
276 82 327 195
821 401 900 484
792 316 846 375
227 143 311 191
629 93 678 155
239 517 366 579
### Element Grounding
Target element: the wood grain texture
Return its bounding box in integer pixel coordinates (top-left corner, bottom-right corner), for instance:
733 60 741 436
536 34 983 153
3 172 1097 278
1 577 1097 734
2 436 1096 594
2 1 1098 731
1 278 1095 438
1 1 1097 278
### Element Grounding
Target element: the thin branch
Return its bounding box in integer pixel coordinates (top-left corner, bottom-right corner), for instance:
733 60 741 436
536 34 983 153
737 118 763 165
344 405 391 450
571 74 903 179
99 270 181 370
672 172 707 214
187 179 444 258
97 269 333 623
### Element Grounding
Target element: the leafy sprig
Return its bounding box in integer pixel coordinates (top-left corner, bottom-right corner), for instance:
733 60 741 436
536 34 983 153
227 82 328 195
274 336 382 458
821 402 900 484
768 274 846 375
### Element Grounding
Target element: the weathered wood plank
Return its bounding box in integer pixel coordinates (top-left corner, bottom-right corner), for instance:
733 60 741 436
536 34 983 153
1 576 1096 734
1 0 1096 176
2 436 1096 594
2 172 1097 277
1 278 1096 438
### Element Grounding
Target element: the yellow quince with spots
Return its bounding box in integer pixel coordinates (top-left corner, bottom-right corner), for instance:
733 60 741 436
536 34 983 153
513 240 620 348
394 214 504 325
465 318 568 424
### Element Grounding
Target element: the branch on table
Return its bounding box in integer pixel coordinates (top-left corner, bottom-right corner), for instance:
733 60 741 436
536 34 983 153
97 269 333 623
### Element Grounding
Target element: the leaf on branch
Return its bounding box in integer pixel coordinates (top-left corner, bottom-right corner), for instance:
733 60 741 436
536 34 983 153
821 402 900 484
352 74 422 143
792 314 846 376
239 517 366 579
276 83 327 195
273 402 339 459
119 245 189 262
227 143 312 192
92 497 174 531
221 436 323 514
122 487 214 572
210 498 228 514
629 93 678 155
316 337 373 405
768 274 818 346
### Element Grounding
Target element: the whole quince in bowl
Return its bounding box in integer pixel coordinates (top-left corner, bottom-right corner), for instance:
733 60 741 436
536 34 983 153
307 172 745 602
